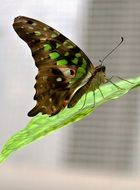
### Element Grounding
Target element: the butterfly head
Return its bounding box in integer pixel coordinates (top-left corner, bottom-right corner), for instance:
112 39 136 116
89 64 106 87
95 64 106 73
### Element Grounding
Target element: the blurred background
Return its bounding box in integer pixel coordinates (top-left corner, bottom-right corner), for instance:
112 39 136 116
0 0 140 189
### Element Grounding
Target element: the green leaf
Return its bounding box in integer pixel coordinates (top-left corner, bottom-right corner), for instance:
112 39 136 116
0 76 140 163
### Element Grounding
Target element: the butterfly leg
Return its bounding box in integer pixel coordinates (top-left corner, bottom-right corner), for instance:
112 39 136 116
106 76 124 90
81 93 88 109
98 87 105 99
112 75 134 84
92 91 96 108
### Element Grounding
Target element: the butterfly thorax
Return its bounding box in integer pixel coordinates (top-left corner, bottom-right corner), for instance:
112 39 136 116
89 65 106 90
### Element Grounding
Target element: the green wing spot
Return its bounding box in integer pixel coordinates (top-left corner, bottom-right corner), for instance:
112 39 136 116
32 22 37 26
72 57 78 64
63 40 75 49
49 52 60 60
76 67 86 78
51 32 58 38
44 44 52 51
34 31 41 36
57 59 68 65
43 27 47 31
56 43 61 48
64 52 69 56
68 45 74 49
75 53 81 57
82 58 87 68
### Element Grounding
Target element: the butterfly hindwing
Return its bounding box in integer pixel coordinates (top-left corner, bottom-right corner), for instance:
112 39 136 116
13 16 94 116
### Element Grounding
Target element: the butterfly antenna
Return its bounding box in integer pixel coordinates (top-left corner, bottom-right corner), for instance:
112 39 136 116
99 37 124 64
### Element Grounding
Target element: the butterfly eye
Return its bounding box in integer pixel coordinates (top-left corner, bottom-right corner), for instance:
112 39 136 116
102 66 106 72
96 65 106 72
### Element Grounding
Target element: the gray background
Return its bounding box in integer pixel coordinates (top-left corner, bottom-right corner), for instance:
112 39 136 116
0 0 140 189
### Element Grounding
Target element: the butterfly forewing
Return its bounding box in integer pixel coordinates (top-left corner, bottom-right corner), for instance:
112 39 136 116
13 16 94 116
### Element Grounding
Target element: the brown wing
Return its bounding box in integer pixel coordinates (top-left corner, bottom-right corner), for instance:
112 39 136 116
13 16 94 116
28 66 78 116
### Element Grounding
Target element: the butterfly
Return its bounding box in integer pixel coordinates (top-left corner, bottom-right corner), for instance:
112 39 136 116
13 16 108 117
